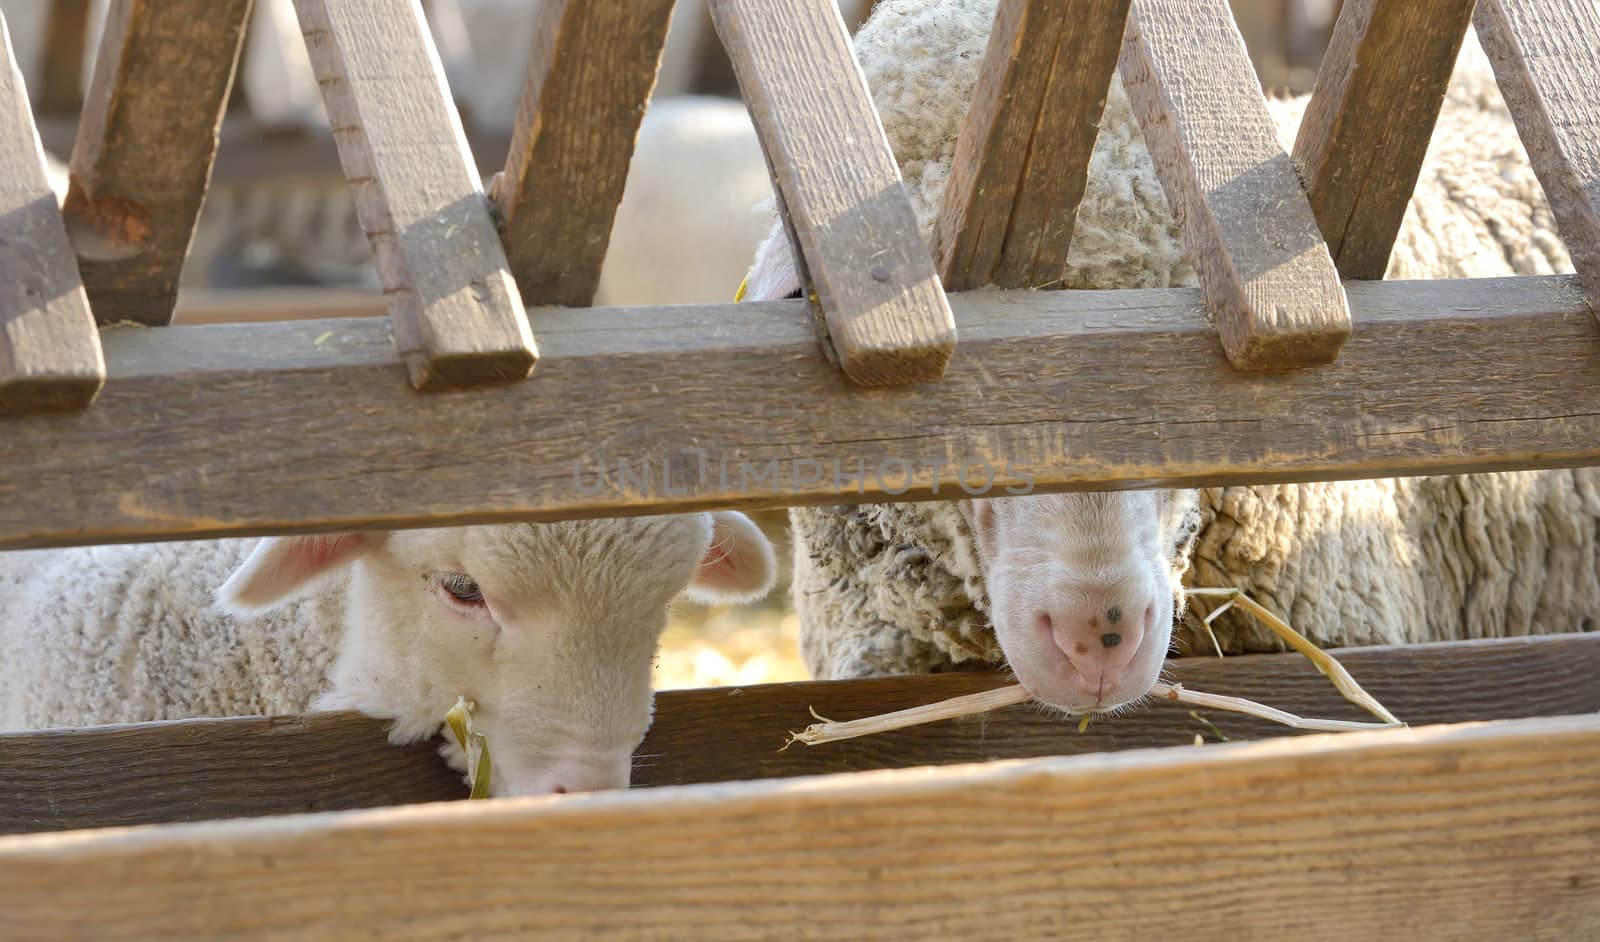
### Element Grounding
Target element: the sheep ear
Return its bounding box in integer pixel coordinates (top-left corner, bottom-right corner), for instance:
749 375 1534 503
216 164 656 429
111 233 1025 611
740 221 803 302
216 533 379 614
960 500 1000 568
683 511 777 605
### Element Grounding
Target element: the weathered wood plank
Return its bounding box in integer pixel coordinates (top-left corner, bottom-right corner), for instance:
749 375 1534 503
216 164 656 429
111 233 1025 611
489 0 675 307
0 8 104 415
4 712 1599 939
935 0 1132 291
62 0 253 327
0 275 1597 548
1474 0 1600 311
291 0 536 391
1292 0 1477 279
35 0 93 116
3 634 1594 835
709 0 957 386
1121 0 1353 370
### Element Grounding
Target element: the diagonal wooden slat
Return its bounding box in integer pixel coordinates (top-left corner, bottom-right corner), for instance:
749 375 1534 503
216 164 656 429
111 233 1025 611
0 8 104 415
709 0 957 387
936 0 1133 291
61 0 253 328
1120 0 1353 371
489 0 675 308
292 0 537 391
1474 0 1600 313
1292 0 1478 280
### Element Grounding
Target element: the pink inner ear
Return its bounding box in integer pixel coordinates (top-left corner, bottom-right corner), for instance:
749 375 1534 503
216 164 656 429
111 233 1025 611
276 534 367 589
697 542 738 584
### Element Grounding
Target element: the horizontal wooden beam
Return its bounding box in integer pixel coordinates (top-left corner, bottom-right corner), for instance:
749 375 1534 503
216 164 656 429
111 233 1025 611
4 634 1596 835
0 275 1594 548
4 709 1598 938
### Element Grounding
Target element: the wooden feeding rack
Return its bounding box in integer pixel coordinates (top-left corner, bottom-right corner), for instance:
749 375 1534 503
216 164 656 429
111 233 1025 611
0 0 1597 937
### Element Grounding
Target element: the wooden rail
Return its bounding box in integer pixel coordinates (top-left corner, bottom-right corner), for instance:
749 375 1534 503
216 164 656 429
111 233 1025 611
0 275 1594 549
63 0 253 327
1474 0 1600 311
4 709 1598 938
711 0 957 386
1293 0 1478 279
490 0 676 307
935 0 1132 291
4 633 1597 835
0 7 104 415
292 0 537 391
1121 0 1352 371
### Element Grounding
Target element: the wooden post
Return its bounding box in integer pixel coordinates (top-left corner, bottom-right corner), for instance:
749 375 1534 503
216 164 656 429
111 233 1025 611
1293 0 1477 280
1474 0 1600 313
0 7 104 415
709 0 958 387
35 0 93 116
489 0 676 308
1121 0 1353 371
935 0 1133 291
292 0 537 391
62 0 254 327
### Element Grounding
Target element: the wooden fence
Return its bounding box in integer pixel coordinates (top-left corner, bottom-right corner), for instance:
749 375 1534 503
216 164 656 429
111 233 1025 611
0 0 1598 937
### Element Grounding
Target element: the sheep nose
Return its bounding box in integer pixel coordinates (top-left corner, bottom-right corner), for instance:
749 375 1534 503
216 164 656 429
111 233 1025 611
1037 601 1153 690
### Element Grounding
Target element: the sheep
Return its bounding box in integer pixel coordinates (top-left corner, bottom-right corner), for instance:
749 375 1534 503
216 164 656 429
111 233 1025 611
744 0 1600 714
0 512 777 796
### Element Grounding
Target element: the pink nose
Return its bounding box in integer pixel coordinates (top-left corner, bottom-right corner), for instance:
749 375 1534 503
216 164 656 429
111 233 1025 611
1038 601 1153 691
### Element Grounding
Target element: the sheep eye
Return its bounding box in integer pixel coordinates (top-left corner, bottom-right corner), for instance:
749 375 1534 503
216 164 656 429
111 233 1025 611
439 572 485 605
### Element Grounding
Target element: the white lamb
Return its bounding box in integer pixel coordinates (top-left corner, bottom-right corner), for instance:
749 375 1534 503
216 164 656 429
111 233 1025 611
0 512 776 796
745 0 1600 716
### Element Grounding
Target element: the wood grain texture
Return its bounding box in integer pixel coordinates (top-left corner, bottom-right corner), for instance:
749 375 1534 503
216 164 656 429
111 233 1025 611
1293 0 1477 279
1474 0 1600 312
35 0 92 116
3 712 1599 939
490 0 675 307
291 0 536 391
935 0 1132 291
4 634 1593 836
709 0 957 386
0 8 104 415
63 0 253 328
1121 0 1353 370
0 274 1598 548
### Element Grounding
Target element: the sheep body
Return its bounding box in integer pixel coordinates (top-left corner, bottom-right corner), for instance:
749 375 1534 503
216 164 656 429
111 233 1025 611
0 538 338 727
779 0 1598 681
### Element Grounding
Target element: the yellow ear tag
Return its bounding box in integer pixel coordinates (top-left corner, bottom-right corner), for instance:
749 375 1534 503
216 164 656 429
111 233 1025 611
734 275 750 303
